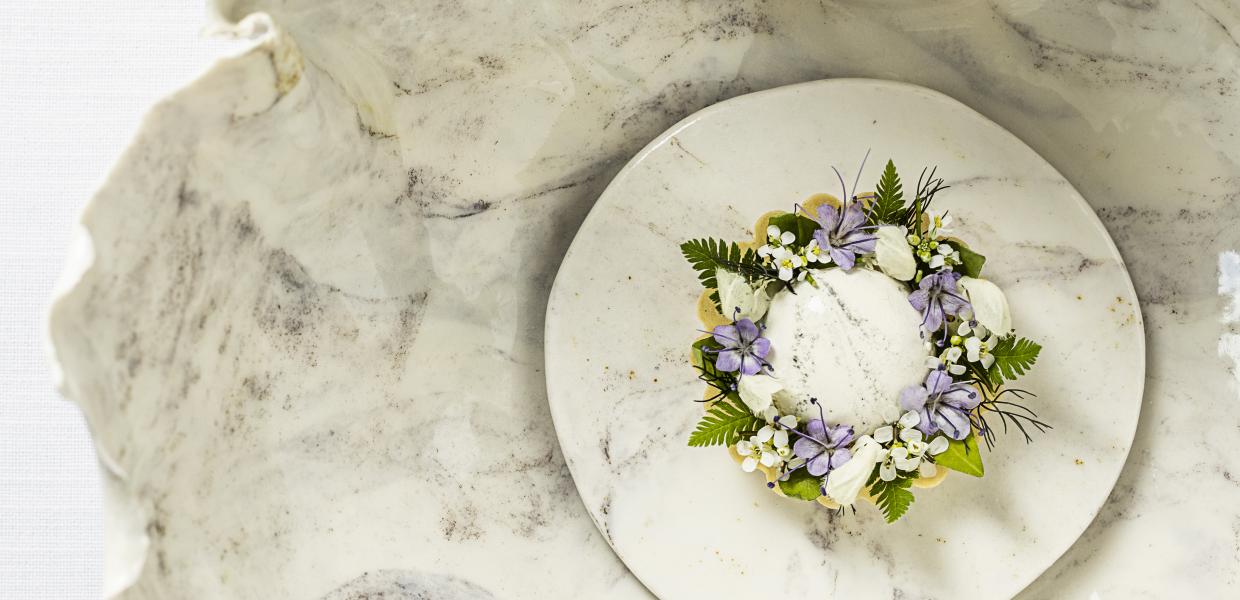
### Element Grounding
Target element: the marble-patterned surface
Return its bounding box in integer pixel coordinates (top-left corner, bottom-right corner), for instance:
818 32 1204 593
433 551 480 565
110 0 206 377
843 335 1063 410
47 0 1240 598
544 79 1145 599
764 270 927 432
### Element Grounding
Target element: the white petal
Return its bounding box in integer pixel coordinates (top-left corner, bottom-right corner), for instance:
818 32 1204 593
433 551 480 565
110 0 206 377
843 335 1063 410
773 429 789 449
929 255 945 269
965 337 981 362
927 436 949 455
974 323 989 339
925 356 943 370
756 426 774 443
716 269 770 322
980 354 995 369
899 427 923 443
742 457 758 472
890 447 909 461
736 441 754 456
919 461 938 478
777 415 798 429
907 439 927 455
737 374 781 415
895 456 918 471
898 411 921 429
767 225 780 238
874 226 917 281
780 231 796 245
938 243 953 254
958 276 1013 335
873 425 894 444
879 462 897 482
945 347 962 362
948 364 967 375
779 267 793 281
824 436 885 505
760 451 778 467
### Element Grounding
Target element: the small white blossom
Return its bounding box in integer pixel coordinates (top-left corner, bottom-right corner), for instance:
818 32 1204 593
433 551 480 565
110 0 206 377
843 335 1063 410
736 408 798 473
927 211 954 236
771 247 804 281
875 411 950 480
802 238 829 264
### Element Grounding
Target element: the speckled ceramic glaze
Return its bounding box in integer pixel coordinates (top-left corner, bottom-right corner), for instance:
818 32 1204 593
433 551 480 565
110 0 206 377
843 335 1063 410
545 79 1145 599
48 1 1240 598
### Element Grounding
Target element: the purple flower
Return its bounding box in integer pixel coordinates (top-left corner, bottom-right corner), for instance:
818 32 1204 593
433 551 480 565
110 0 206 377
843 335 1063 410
907 271 971 333
900 369 982 440
812 202 877 271
792 419 855 478
710 318 770 376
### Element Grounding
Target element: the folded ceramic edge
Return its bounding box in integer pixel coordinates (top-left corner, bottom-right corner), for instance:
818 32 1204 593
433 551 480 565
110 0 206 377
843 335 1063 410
45 6 289 595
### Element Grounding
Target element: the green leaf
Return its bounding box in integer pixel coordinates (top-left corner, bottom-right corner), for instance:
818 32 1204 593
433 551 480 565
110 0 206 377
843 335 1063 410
932 434 985 477
778 468 824 501
867 470 916 523
680 238 772 311
690 337 717 370
987 335 1042 384
955 245 986 278
691 337 736 398
687 398 761 447
871 159 906 225
767 212 820 247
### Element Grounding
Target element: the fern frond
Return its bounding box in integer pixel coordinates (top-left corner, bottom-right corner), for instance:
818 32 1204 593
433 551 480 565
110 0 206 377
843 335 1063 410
687 398 761 447
987 336 1042 385
870 159 906 225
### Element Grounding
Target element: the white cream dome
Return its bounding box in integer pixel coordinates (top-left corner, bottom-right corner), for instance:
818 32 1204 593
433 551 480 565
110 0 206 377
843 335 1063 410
762 268 926 433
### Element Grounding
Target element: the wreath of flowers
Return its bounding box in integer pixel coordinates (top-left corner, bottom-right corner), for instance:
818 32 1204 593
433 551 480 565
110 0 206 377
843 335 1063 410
682 155 1048 522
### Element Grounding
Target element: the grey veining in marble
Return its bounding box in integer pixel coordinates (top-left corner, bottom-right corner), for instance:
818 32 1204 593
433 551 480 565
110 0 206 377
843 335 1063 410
47 0 1240 598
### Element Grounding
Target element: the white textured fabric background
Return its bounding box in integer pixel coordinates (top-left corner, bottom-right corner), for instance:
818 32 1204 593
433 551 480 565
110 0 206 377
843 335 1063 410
0 3 234 597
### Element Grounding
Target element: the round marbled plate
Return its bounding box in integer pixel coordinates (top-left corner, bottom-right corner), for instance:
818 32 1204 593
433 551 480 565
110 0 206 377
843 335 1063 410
544 79 1144 599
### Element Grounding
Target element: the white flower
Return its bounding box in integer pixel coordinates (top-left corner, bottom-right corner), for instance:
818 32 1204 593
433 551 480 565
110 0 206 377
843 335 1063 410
737 433 780 472
716 268 771 322
874 412 947 481
823 435 885 505
874 225 916 281
736 410 797 473
928 211 954 236
737 373 782 414
928 354 965 376
803 238 829 264
767 225 796 246
964 334 997 369
958 276 1012 335
771 247 803 281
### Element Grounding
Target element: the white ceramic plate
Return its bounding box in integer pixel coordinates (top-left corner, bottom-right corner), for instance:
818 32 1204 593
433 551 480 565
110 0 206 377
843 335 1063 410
544 79 1144 599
